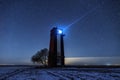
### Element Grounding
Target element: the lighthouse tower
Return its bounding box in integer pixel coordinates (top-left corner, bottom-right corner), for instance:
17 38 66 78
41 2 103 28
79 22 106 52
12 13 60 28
48 27 65 67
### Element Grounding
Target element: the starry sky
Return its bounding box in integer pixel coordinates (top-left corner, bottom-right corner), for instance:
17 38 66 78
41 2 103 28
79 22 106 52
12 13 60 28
0 0 120 65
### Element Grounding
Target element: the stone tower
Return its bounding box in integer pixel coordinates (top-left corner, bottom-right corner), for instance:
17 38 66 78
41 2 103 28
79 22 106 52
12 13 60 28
48 27 65 67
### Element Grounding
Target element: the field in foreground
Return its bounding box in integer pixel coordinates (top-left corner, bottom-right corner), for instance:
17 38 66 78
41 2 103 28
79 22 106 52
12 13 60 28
0 66 120 80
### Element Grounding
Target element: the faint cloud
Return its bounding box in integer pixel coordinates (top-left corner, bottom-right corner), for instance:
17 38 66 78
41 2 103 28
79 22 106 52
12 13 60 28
65 57 120 65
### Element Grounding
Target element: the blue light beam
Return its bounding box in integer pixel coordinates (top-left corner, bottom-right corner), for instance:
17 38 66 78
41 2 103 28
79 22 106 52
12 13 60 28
64 5 101 31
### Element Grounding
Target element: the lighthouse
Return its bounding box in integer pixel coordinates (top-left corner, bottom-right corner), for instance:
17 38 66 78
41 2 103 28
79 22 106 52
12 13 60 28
48 27 65 67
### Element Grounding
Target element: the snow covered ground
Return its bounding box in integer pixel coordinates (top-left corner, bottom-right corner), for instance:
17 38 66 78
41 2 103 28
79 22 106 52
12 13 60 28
0 66 120 80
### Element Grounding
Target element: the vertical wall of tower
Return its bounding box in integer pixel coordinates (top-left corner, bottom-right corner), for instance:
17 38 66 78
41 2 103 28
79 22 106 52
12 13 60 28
61 34 65 66
48 27 57 67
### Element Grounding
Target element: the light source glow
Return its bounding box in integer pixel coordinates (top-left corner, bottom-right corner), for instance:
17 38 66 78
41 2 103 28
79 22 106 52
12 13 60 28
58 29 62 34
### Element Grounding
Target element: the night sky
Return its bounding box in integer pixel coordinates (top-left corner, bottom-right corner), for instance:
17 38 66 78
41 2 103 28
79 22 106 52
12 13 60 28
0 0 120 65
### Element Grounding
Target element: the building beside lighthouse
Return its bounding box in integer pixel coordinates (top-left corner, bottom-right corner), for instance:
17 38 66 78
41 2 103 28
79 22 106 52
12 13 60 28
48 27 65 67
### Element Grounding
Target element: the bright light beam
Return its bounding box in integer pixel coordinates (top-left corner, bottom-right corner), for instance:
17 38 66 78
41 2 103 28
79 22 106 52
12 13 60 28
58 29 63 34
64 5 101 31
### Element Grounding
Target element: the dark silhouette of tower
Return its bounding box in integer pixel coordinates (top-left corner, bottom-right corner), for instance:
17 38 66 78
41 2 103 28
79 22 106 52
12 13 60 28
48 27 65 67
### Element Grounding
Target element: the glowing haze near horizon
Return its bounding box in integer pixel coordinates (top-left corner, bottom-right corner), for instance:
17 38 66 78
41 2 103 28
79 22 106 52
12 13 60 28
0 0 120 65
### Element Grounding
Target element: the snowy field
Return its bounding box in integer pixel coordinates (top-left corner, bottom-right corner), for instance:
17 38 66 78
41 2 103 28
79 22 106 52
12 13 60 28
0 66 120 80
